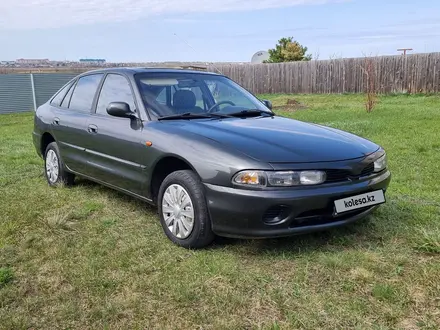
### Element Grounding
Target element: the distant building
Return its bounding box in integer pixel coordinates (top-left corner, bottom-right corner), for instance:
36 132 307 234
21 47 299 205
16 58 50 65
79 58 106 65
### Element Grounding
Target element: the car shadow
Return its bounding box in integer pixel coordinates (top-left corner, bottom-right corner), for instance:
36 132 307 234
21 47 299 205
74 177 411 255
211 223 378 254
210 199 414 255
74 177 157 212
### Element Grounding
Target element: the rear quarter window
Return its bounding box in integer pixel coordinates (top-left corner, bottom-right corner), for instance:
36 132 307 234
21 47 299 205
61 82 75 108
50 82 73 107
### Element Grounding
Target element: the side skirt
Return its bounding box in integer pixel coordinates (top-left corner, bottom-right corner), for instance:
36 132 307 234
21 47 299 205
67 167 156 207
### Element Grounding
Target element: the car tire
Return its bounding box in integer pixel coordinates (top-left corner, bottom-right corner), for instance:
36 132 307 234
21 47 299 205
158 170 215 249
44 142 75 187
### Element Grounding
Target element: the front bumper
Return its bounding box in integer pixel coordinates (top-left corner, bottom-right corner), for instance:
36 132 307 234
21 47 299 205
204 170 391 238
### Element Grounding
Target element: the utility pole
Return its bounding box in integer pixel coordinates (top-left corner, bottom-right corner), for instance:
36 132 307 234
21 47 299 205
397 48 413 56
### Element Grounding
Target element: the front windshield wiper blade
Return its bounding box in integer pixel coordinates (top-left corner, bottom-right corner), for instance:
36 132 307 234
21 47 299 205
206 113 234 118
158 112 212 121
158 112 234 121
228 109 274 117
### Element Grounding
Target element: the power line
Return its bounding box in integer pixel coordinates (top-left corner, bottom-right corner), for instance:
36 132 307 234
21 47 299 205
172 33 223 74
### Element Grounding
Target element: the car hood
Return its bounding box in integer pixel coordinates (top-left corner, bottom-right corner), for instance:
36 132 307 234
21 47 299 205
162 116 379 163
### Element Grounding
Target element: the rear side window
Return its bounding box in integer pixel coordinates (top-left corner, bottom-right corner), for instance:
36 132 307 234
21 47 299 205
50 82 73 106
61 82 75 108
69 74 103 112
96 74 136 115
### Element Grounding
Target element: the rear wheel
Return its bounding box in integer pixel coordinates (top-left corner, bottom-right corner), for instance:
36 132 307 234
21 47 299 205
158 170 214 249
44 142 75 187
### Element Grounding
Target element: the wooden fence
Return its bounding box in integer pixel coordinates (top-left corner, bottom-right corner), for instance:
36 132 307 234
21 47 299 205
208 53 440 94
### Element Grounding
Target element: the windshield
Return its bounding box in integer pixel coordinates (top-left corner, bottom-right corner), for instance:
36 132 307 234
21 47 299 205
134 72 271 118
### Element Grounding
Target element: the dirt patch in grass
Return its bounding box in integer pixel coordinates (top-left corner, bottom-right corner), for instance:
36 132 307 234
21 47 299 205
273 98 309 112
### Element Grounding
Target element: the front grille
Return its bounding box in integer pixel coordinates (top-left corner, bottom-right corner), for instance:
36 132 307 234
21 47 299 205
360 163 375 176
324 163 375 183
325 169 352 183
290 206 373 228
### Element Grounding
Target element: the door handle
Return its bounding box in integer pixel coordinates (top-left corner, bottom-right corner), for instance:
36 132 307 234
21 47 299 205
88 124 98 134
53 117 60 125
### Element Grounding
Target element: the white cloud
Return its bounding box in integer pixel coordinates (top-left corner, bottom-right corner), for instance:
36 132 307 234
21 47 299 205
162 18 197 24
0 0 347 30
358 35 400 40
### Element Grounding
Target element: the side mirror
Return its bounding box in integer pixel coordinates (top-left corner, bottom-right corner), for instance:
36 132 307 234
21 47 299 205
262 99 273 110
106 102 137 118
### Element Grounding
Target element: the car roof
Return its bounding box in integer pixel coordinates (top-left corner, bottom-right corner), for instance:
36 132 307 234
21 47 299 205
78 67 223 77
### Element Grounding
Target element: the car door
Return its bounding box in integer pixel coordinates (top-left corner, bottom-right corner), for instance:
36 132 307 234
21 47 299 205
84 73 147 196
49 74 103 174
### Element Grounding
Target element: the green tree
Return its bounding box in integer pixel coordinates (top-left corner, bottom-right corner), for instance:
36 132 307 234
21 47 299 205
266 37 312 63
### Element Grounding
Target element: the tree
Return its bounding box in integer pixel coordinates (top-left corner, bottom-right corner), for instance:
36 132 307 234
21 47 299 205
265 37 312 63
361 56 378 113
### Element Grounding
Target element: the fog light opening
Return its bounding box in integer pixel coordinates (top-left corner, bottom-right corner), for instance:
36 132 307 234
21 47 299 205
263 205 291 225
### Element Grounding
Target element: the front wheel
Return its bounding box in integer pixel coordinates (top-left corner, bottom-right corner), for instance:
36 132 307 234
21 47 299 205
158 170 214 249
44 142 75 187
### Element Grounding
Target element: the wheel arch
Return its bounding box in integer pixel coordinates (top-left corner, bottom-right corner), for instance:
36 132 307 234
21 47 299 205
149 154 200 204
40 132 56 156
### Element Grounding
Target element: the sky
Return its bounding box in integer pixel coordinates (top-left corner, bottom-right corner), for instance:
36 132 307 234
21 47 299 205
1 0 440 62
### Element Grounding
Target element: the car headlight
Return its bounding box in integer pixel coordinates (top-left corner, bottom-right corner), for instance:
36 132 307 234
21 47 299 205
232 171 267 186
374 153 387 172
232 170 326 187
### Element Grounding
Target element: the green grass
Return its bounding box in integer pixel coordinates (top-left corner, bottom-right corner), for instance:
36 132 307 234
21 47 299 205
0 268 14 288
1 94 440 329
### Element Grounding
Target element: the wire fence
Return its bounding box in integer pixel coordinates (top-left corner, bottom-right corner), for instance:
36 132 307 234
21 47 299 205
0 73 77 114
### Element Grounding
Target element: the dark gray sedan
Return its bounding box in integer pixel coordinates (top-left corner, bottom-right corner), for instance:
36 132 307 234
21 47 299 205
32 68 391 248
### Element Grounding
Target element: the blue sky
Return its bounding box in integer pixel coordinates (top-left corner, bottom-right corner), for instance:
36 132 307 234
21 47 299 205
1 0 440 62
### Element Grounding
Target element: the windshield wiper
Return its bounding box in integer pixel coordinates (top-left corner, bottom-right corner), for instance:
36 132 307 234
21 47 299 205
207 113 234 118
158 112 212 121
228 109 274 118
158 112 233 121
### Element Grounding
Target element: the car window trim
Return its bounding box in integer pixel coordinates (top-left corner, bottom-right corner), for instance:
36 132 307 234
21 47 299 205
60 80 78 109
92 72 140 118
49 80 74 107
166 86 171 106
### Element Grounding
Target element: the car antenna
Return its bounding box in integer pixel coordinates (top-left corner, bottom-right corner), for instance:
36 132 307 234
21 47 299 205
173 33 223 75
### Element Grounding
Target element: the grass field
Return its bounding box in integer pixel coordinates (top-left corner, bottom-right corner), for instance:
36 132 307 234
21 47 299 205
1 94 440 329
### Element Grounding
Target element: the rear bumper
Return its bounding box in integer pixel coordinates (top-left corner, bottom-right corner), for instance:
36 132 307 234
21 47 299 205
204 170 391 239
